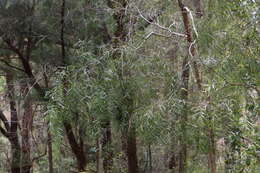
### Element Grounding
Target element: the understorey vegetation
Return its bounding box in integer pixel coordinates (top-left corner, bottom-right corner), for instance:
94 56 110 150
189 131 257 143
0 0 259 173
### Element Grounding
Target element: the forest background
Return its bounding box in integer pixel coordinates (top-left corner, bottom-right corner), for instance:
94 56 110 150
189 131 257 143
0 0 259 173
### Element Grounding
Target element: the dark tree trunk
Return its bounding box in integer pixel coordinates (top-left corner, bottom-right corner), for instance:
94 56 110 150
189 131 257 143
6 72 22 173
64 122 87 171
147 144 152 173
101 120 113 173
10 141 21 173
96 139 100 173
176 0 195 172
20 84 33 173
208 128 216 173
60 0 87 171
44 73 54 173
47 129 54 173
126 127 139 173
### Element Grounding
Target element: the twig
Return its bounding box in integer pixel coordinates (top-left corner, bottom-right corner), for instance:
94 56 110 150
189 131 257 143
137 8 187 38
0 59 25 72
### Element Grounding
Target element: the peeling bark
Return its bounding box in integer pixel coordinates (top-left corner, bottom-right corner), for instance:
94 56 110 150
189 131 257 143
176 1 193 172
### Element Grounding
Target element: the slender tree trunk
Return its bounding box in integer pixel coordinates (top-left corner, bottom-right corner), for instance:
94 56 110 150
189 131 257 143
177 0 202 90
126 126 139 173
60 0 87 171
21 107 33 173
10 141 21 173
101 120 113 173
208 127 216 173
176 1 194 172
47 127 54 173
178 114 188 173
64 122 87 171
169 137 179 173
44 73 54 173
20 83 33 173
96 139 100 173
6 72 21 173
147 144 152 173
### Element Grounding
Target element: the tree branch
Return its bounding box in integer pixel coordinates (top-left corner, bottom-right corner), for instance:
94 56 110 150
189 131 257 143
0 110 10 132
0 126 9 138
0 59 26 72
137 8 187 38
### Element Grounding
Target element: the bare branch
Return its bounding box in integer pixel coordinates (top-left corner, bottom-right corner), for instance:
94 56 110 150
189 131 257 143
0 59 26 72
32 148 47 162
134 31 172 49
0 110 10 132
137 8 187 38
3 39 24 58
0 126 9 138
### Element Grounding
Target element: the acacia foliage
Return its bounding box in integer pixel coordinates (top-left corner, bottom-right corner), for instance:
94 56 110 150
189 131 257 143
0 0 259 172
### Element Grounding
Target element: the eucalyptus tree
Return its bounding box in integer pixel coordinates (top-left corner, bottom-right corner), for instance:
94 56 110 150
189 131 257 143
0 0 258 172
194 0 259 172
0 0 105 172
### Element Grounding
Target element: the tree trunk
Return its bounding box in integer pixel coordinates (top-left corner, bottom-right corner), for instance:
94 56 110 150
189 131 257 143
146 144 152 173
126 127 139 173
208 128 216 173
20 83 33 173
10 141 21 173
177 0 202 90
47 127 54 173
101 120 113 173
6 72 22 173
44 73 54 173
176 0 195 172
96 139 101 173
64 122 87 171
60 0 87 171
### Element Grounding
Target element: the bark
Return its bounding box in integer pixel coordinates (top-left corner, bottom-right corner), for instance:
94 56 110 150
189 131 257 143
20 113 32 173
126 127 139 173
208 128 216 173
47 129 54 173
108 1 140 172
60 0 87 171
96 139 100 173
20 83 33 173
3 40 45 98
169 153 177 173
64 122 87 171
101 121 113 173
177 0 202 91
6 72 21 173
44 72 54 173
0 110 9 137
146 144 152 173
176 1 204 172
10 141 21 173
176 1 193 172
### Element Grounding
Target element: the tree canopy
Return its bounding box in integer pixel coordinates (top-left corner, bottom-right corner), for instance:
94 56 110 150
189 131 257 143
0 0 259 173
